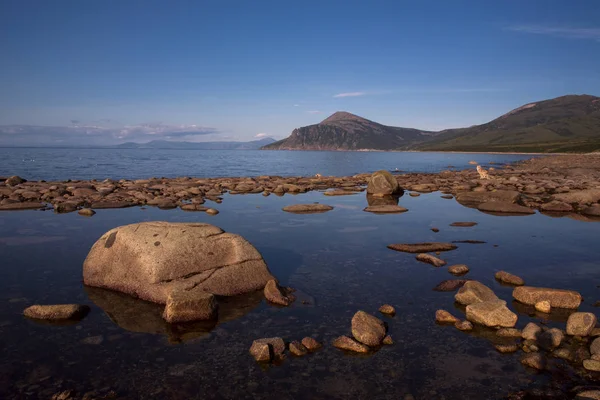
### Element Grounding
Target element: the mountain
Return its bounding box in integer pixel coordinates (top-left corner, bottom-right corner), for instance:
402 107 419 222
262 112 434 151
417 94 600 153
115 137 276 150
262 95 600 153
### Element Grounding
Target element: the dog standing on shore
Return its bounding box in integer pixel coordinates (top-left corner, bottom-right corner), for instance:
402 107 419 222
476 165 490 179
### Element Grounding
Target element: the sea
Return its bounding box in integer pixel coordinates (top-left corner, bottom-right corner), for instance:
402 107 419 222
0 148 599 399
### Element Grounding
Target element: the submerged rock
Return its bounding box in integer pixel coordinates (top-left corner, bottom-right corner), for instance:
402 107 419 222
83 222 274 304
455 320 473 331
433 279 468 292
301 337 322 351
78 208 96 216
477 202 535 214
351 311 386 346
264 279 294 306
436 309 460 324
538 328 564 350
250 337 285 360
495 271 525 286
332 335 369 353
383 335 394 345
289 340 308 356
535 300 551 313
378 304 396 316
496 328 522 338
513 286 582 309
23 304 89 321
448 264 469 275
466 300 518 328
162 288 217 323
455 281 499 306
282 204 334 213
495 344 519 353
363 205 408 213
387 242 457 253
416 253 446 267
566 312 598 336
521 352 545 370
450 221 477 227
522 322 542 341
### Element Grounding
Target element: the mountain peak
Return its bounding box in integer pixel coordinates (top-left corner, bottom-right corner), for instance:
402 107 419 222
320 111 371 125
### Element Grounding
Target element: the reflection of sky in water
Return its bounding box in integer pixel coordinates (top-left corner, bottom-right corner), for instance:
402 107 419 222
0 191 599 398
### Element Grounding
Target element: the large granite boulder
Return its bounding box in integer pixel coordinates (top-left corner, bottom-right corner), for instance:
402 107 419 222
367 170 401 196
83 222 274 304
466 300 518 328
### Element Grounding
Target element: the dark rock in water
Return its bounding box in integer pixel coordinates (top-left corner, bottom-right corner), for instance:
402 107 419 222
383 335 394 345
513 286 582 309
495 344 519 353
264 279 294 306
301 337 322 351
448 264 469 275
521 352 545 370
367 170 401 195
566 312 597 336
90 200 137 209
54 202 79 213
431 227 440 233
455 320 473 331
249 341 271 362
522 322 542 340
455 281 499 306
162 288 217 323
289 340 308 356
455 190 520 205
416 253 446 267
435 309 459 324
433 279 468 292
351 310 386 346
538 328 564 350
477 202 535 214
23 304 89 321
251 337 285 358
378 304 396 316
582 205 600 217
363 205 408 213
450 221 477 227
180 204 208 211
466 300 518 328
5 175 26 186
0 202 44 210
78 208 96 216
387 242 457 253
495 270 525 286
282 204 334 213
332 335 369 353
452 240 486 244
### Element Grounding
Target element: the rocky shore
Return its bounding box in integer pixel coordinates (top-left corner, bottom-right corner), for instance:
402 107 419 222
1 154 600 218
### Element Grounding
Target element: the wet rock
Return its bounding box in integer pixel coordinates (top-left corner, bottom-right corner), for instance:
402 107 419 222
23 304 89 320
582 205 600 217
522 322 542 340
535 300 551 313
81 335 104 345
455 190 520 205
466 300 518 328
433 279 468 292
83 222 274 303
538 328 564 350
576 390 600 400
431 227 439 233
521 353 545 370
301 337 322 351
441 194 453 199
363 205 408 213
450 221 477 227
410 183 438 193
0 202 44 210
416 253 446 267
264 279 293 306
90 200 136 209
584 359 600 372
591 337 600 355
455 320 473 331
180 204 208 211
455 281 499 306
387 242 457 253
409 192 420 197
513 286 582 309
332 335 369 353
205 208 219 215
249 342 272 362
497 328 522 338
289 340 308 356
366 170 401 195
477 202 535 214
351 311 386 346
495 271 525 286
282 204 334 213
552 347 572 361
78 208 96 217
54 202 79 213
162 288 217 323
251 337 285 359
540 200 573 212
567 312 598 336
383 335 394 345
448 264 469 276
5 175 26 186
554 189 600 204
495 344 519 353
436 309 459 324
51 390 76 400
378 304 396 316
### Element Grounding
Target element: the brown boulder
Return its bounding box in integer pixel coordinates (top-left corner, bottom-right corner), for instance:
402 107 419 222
416 253 446 267
378 304 396 316
301 337 322 351
289 340 308 356
466 300 518 328
83 222 274 304
363 205 408 213
495 271 525 286
351 310 386 346
435 309 459 324
455 281 499 305
566 312 597 336
513 286 582 309
387 242 457 253
521 353 545 370
282 204 334 213
448 264 469 275
332 336 369 353
23 304 89 320
366 170 401 195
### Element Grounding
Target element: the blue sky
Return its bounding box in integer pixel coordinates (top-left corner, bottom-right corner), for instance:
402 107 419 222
1 0 599 144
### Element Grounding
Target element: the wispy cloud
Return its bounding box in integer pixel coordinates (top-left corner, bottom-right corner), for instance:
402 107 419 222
506 25 600 41
293 104 300 107
333 92 366 98
254 133 269 138
307 110 321 114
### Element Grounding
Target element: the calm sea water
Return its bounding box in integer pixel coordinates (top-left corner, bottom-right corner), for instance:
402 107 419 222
1 188 600 399
0 148 534 181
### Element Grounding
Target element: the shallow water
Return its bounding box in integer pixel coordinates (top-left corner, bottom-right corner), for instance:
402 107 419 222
1 190 600 399
0 148 533 181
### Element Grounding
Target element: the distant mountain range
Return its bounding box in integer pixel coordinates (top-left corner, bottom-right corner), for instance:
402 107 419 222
263 95 600 153
114 137 276 150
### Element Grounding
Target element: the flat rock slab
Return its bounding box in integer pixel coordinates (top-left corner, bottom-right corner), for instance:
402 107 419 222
513 286 582 309
363 205 408 213
0 202 44 210
495 271 525 286
23 304 90 320
477 202 535 214
332 335 369 353
387 242 457 253
456 190 520 205
466 300 518 328
416 253 446 267
450 222 477 227
90 201 137 209
323 190 360 196
282 204 334 213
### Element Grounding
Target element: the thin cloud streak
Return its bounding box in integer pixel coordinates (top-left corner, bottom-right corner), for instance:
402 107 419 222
506 25 600 41
333 92 366 98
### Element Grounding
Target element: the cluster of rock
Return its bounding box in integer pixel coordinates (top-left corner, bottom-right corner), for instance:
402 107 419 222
332 310 394 353
249 336 322 362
